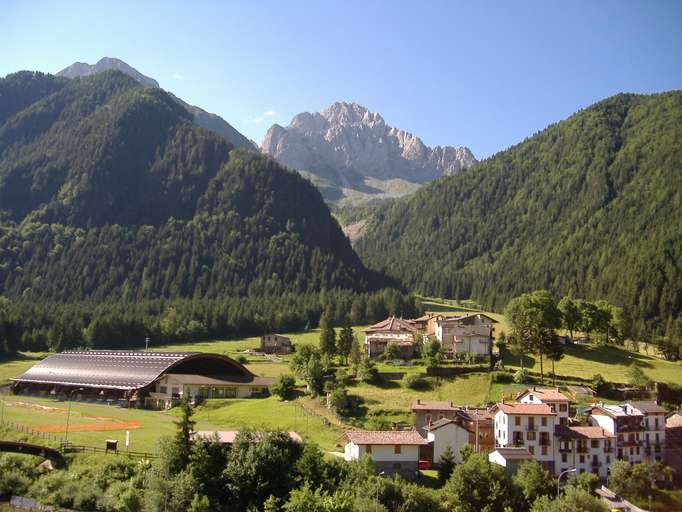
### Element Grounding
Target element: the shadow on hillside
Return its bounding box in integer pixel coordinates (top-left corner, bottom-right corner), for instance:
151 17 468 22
566 344 654 369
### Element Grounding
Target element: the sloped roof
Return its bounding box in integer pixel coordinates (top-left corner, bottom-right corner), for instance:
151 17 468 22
12 350 254 391
345 430 428 445
365 316 416 333
438 313 498 325
557 426 614 439
491 447 534 459
410 400 457 411
517 387 571 402
624 400 667 414
424 418 462 431
493 402 555 415
193 431 302 444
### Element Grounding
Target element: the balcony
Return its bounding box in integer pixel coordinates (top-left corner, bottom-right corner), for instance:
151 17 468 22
576 446 589 453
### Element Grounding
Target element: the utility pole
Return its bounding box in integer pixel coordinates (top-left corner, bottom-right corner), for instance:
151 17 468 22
145 337 150 350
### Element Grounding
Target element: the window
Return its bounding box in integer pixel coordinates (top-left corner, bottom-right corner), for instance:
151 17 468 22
515 416 521 426
591 440 599 448
394 445 401 454
561 453 567 463
541 446 548 455
579 455 585 463
527 431 536 441
606 456 610 464
366 445 372 454
559 403 568 412
654 418 659 429
541 417 547 427
159 386 167 394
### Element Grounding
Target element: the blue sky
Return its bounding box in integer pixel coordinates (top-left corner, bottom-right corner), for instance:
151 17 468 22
2 1 681 158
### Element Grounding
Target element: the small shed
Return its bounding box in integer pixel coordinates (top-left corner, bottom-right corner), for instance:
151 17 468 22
488 447 534 474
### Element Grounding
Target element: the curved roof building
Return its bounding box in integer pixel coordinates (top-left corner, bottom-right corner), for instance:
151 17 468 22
12 350 273 406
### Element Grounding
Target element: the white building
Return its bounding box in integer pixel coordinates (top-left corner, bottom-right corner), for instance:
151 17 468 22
622 401 667 462
555 426 615 479
492 402 557 473
424 418 471 464
344 430 428 477
488 447 535 474
589 404 644 464
153 373 272 403
517 387 571 426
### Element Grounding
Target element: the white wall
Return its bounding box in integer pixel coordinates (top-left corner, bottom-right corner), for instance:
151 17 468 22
344 442 419 463
427 423 470 463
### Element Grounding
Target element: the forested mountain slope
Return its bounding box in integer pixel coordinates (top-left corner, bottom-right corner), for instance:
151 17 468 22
357 91 682 331
0 70 378 301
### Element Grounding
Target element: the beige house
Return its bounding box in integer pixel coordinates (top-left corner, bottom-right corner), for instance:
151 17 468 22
364 316 418 358
344 430 428 477
435 313 496 357
260 334 294 354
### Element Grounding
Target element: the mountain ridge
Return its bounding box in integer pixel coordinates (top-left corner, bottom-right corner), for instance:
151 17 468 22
0 70 380 301
262 101 476 205
56 57 255 150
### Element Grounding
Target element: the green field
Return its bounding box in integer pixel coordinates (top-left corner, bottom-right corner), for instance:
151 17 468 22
501 342 682 384
2 300 681 456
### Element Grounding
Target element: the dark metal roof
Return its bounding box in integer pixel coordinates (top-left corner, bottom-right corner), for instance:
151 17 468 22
11 350 254 391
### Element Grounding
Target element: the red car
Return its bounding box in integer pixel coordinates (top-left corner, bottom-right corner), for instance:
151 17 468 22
418 459 431 470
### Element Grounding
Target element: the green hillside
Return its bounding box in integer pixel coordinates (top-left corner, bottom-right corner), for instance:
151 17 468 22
357 91 682 333
0 70 379 301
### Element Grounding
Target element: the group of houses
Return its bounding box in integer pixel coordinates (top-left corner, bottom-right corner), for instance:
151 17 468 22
343 386 674 481
363 313 497 359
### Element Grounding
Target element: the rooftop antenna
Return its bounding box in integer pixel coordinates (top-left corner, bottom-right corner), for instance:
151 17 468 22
145 337 150 350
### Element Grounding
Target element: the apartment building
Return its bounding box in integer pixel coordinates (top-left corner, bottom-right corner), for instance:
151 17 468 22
492 402 557 473
622 401 667 462
588 404 644 463
555 426 614 479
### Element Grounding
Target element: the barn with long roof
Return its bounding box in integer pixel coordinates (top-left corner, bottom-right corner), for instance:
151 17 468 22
11 350 273 408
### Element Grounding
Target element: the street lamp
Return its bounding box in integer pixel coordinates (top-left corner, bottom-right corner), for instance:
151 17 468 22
556 468 576 512
64 387 84 447
375 471 385 511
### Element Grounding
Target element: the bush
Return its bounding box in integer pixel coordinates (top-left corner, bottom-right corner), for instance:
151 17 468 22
491 371 514 383
271 374 296 401
514 368 528 384
383 341 401 360
236 355 249 364
402 373 431 390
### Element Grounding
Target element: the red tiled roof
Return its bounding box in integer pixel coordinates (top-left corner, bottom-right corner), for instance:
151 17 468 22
557 426 614 439
345 430 428 445
493 403 555 415
517 387 570 402
410 400 457 411
366 316 417 333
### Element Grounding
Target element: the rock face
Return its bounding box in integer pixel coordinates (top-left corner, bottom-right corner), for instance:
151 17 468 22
262 102 476 202
57 57 255 150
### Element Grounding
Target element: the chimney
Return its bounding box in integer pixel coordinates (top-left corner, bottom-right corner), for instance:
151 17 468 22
416 399 420 405
533 386 536 391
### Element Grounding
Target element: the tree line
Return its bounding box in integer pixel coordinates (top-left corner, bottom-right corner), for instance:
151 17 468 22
0 289 420 357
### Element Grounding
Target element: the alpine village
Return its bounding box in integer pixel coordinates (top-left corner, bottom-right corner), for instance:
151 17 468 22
1 4 682 512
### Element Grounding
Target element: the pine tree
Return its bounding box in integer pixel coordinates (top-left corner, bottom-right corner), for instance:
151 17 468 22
337 320 354 365
319 311 336 357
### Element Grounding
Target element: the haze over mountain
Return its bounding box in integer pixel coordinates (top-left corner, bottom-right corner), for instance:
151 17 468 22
0 70 378 301
357 91 682 332
57 57 256 150
262 101 476 205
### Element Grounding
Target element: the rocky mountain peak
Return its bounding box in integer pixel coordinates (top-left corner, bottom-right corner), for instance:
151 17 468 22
261 101 476 204
58 57 159 88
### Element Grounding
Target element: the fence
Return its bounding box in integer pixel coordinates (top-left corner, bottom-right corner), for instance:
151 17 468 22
60 443 158 460
0 420 62 444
